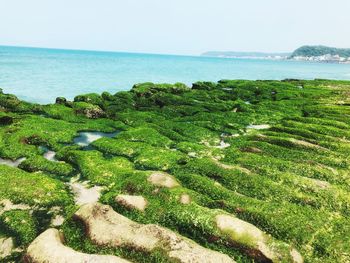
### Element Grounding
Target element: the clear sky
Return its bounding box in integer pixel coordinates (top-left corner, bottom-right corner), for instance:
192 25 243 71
0 0 349 55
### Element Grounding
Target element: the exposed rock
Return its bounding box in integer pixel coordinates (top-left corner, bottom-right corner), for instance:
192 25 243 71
309 178 331 190
51 215 65 227
75 203 235 263
83 106 105 119
0 237 14 259
241 147 263 153
55 97 67 105
0 199 31 215
75 104 105 119
246 124 271 130
215 140 231 149
216 214 302 263
25 228 130 263
148 172 180 188
179 194 191 205
213 159 252 175
290 248 304 263
115 194 147 212
289 138 325 150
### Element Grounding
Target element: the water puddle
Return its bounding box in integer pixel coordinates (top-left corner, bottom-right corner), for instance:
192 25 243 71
0 157 26 168
39 146 58 162
67 176 103 205
73 131 119 147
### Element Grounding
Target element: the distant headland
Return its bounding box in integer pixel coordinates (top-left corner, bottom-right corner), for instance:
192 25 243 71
202 45 350 64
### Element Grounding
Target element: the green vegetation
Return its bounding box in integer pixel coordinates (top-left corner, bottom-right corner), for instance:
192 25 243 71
291 45 350 58
0 79 350 262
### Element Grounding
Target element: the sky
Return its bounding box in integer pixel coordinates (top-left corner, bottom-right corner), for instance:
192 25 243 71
0 0 350 55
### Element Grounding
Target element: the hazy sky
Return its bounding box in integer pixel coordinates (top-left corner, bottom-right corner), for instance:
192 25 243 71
0 0 349 55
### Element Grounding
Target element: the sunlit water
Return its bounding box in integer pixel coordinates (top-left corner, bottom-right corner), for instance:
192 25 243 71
1 45 350 104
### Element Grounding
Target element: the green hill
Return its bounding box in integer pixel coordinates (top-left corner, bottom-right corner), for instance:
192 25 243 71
291 45 350 58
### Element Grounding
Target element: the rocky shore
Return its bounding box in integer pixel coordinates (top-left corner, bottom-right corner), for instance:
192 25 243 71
1 79 350 262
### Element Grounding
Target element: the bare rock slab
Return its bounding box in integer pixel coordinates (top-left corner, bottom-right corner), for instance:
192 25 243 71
25 228 130 263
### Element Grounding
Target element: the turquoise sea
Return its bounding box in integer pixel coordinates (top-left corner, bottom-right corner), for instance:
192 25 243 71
1 45 350 103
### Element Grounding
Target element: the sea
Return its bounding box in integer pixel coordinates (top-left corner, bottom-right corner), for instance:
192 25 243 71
1 45 350 104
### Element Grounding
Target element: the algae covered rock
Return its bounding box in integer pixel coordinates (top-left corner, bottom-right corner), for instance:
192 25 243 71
0 116 14 125
216 214 303 263
73 102 105 118
74 202 235 263
55 97 67 105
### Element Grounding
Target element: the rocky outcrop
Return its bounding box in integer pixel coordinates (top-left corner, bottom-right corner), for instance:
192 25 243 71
81 106 105 119
74 203 235 263
24 228 130 263
55 97 67 105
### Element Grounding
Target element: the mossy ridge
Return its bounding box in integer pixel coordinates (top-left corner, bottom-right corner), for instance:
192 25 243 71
0 80 350 262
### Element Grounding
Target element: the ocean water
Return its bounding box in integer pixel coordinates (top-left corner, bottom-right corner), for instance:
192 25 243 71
1 45 350 104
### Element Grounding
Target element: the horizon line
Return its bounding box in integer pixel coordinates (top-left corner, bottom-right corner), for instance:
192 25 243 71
0 44 297 57
0 44 204 58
